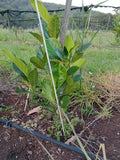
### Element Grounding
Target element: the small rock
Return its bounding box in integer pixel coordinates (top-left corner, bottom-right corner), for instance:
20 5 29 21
58 148 61 153
117 132 120 135
27 150 32 155
62 151 64 155
19 136 24 142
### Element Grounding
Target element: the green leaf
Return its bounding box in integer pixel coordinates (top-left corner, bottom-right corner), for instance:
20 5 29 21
76 43 92 53
30 57 45 69
72 58 87 68
28 68 38 89
42 23 50 39
46 38 61 58
63 76 75 95
29 0 50 23
12 63 28 81
37 48 43 60
51 62 67 90
29 32 43 43
67 66 79 75
15 88 28 94
55 48 66 60
3 49 28 77
47 13 60 38
59 95 70 110
72 53 83 63
70 44 79 54
42 81 55 104
57 81 66 95
89 31 98 43
64 35 74 53
73 74 83 82
37 46 47 63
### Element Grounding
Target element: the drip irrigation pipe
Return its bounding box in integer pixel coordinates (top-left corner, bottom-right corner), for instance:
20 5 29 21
0 118 109 160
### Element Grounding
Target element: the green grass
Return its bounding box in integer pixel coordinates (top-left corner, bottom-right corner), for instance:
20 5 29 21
0 28 40 69
83 31 120 74
0 28 120 75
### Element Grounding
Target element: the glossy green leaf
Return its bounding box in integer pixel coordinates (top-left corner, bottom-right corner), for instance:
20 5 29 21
76 43 92 53
42 24 50 39
67 66 79 75
37 48 43 60
72 58 87 68
55 48 66 60
63 76 75 95
46 38 61 58
30 57 45 69
3 49 28 77
47 13 60 38
57 81 66 95
70 44 79 54
72 52 83 63
73 74 83 82
42 81 55 104
12 63 28 81
64 35 74 53
28 68 38 88
29 32 43 43
51 62 67 90
59 95 70 110
29 0 50 23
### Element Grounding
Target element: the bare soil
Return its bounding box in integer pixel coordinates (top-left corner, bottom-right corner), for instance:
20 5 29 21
0 71 120 160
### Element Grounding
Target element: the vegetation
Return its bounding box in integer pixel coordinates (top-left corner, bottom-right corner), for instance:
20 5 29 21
0 0 115 30
0 1 120 159
113 9 120 44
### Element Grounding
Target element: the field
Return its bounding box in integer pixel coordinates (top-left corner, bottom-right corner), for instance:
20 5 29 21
0 28 120 160
0 29 120 74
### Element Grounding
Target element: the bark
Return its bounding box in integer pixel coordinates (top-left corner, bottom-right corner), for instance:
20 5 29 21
60 0 72 48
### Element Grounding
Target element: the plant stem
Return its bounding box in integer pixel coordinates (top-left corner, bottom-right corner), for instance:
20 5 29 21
24 87 30 111
63 110 91 160
35 0 65 135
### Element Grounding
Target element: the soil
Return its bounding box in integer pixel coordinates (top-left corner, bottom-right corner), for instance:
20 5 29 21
0 71 120 160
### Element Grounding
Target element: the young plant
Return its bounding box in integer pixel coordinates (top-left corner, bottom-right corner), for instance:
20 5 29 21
28 0 94 112
113 9 120 44
3 1 96 114
47 114 79 141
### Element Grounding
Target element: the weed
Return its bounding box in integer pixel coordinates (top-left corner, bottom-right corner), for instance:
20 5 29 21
81 100 94 118
47 114 79 141
96 106 112 119
5 105 13 111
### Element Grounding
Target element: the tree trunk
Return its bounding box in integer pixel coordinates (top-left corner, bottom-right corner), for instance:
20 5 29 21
60 0 72 48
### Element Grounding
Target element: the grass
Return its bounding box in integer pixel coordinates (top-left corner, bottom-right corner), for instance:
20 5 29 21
0 28 40 69
0 28 120 118
0 28 120 74
83 31 120 74
0 28 119 159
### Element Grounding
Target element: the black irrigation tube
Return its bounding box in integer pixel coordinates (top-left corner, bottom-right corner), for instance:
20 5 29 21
0 118 110 160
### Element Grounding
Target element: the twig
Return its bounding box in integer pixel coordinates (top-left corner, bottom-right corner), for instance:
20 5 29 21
65 116 101 145
24 88 30 111
29 129 54 160
14 94 23 108
95 143 107 160
63 110 91 160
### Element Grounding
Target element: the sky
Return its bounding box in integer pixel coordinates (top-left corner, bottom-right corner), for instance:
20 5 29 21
42 0 120 14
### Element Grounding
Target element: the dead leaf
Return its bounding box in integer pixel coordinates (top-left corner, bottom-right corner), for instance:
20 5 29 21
27 106 41 116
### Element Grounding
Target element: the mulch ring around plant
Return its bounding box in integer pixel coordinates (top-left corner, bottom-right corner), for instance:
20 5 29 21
0 73 120 160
